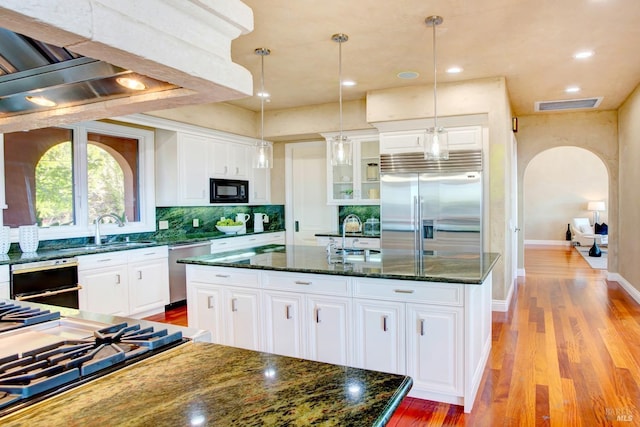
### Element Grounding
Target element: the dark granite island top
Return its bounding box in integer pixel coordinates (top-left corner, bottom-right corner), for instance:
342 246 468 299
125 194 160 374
0 342 412 427
179 244 500 284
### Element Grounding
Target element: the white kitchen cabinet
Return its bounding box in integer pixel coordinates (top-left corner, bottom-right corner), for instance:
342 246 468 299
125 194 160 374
324 130 380 205
224 287 262 350
406 304 463 396
306 295 352 366
155 130 210 206
379 126 482 154
0 264 9 299
264 291 305 358
354 299 405 374
190 284 224 344
251 165 271 204
78 246 169 318
209 139 250 180
316 236 380 249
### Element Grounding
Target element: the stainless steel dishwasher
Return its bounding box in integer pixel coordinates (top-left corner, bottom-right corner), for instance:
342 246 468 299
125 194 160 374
167 241 212 308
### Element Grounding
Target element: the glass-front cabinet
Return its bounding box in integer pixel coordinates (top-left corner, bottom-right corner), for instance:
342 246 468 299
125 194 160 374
324 130 380 205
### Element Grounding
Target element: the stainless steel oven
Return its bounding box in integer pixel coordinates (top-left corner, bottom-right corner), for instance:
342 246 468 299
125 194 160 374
210 178 249 203
10 258 80 308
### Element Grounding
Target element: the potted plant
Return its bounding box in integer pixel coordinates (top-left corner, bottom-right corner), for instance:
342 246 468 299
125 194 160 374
341 189 353 199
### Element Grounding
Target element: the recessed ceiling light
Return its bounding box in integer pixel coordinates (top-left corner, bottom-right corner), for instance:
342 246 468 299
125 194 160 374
565 86 581 93
573 50 594 59
342 80 356 87
257 91 270 98
446 66 463 74
116 76 147 90
25 95 57 107
397 71 419 79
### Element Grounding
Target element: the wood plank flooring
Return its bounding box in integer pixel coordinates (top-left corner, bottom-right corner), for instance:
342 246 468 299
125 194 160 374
145 245 640 426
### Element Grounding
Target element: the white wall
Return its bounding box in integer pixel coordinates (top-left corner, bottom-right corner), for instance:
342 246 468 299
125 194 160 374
523 147 608 242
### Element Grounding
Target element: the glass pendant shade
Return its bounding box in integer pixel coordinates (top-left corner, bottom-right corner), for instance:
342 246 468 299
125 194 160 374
425 127 449 160
331 134 352 166
253 141 272 168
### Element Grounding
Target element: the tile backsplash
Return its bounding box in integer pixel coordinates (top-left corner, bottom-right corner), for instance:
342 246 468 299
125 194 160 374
338 205 380 232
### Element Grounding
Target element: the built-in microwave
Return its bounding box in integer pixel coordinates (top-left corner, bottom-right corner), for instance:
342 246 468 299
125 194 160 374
210 178 249 203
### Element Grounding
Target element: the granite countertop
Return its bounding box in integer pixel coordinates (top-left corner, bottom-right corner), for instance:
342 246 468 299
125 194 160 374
0 342 412 427
180 244 500 284
0 229 285 266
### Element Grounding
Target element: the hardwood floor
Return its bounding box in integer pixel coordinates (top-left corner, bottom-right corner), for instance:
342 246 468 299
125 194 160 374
145 246 640 426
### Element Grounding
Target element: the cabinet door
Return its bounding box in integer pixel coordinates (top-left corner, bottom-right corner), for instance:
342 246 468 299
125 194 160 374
189 284 224 344
379 131 424 154
209 140 229 177
79 265 129 316
306 295 351 365
224 288 262 351
406 304 463 395
354 300 405 374
179 134 209 204
251 166 271 204
0 281 9 299
128 258 169 317
264 291 305 358
229 143 249 179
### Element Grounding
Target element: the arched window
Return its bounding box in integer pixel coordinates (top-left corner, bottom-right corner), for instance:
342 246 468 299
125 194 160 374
35 141 74 227
87 143 126 222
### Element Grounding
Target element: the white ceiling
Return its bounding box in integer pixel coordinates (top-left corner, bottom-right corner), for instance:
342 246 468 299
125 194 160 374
229 0 640 115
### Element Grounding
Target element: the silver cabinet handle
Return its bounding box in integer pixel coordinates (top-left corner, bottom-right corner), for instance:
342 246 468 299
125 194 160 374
315 307 320 323
295 280 312 285
224 166 228 174
394 289 414 294
137 270 142 280
382 315 388 332
98 258 112 263
216 274 230 278
115 274 121 284
285 304 291 319
416 136 420 146
236 166 239 175
420 319 425 336
207 296 215 309
231 298 238 312
16 285 83 301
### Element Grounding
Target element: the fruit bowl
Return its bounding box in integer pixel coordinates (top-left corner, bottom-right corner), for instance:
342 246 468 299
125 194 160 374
216 224 244 234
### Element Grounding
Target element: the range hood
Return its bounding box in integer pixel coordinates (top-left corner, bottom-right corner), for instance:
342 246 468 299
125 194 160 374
0 0 254 133
0 28 178 117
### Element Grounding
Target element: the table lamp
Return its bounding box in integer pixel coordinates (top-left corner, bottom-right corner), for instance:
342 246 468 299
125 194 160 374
587 201 606 224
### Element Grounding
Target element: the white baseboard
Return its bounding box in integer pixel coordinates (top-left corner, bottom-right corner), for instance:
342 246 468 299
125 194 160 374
524 239 572 246
609 273 640 306
492 278 516 312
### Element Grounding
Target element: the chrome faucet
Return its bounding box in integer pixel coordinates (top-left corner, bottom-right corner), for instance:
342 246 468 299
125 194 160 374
94 213 125 245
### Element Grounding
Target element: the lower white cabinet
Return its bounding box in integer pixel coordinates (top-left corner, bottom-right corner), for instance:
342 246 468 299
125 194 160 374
186 265 492 413
1 264 11 299
354 299 405 374
78 246 169 318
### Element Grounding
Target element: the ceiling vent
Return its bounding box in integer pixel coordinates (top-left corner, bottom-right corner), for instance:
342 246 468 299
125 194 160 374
535 97 603 112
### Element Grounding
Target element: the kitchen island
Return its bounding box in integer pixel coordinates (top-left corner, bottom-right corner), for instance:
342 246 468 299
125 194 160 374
181 244 499 412
1 341 411 426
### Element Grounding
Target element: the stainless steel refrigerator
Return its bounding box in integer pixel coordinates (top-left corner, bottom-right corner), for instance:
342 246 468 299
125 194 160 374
380 150 483 253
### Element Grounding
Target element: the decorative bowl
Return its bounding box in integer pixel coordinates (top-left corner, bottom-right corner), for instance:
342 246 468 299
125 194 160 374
216 225 244 234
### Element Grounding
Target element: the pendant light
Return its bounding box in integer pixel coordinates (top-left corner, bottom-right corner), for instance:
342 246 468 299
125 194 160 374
330 33 352 166
424 16 449 161
253 47 273 169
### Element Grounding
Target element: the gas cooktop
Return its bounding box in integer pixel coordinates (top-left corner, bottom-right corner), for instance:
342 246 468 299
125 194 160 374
0 301 185 417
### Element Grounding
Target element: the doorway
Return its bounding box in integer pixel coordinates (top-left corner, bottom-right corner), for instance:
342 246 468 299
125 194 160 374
284 141 337 245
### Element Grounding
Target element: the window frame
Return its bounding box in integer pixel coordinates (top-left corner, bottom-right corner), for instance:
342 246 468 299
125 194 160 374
1 120 156 242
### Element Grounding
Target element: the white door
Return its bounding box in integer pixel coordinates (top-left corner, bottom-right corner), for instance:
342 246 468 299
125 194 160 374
285 141 337 245
306 295 351 365
264 291 305 358
354 299 405 374
225 288 261 351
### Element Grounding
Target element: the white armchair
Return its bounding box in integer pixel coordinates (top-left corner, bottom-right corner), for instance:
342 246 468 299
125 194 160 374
571 217 608 247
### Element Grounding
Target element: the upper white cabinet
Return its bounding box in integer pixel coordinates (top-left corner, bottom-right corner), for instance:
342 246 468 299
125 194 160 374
324 130 380 205
380 126 482 155
156 128 268 206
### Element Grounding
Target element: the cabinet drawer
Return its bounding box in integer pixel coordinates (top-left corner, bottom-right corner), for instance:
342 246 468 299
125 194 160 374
78 251 128 270
126 245 168 262
263 272 349 296
187 266 259 288
353 278 462 306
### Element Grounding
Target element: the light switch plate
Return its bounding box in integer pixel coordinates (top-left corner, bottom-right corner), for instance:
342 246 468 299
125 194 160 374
193 218 199 227
158 220 169 230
